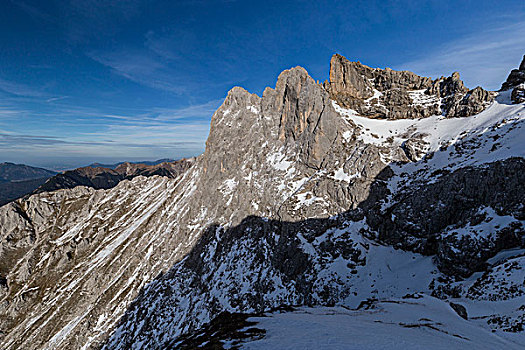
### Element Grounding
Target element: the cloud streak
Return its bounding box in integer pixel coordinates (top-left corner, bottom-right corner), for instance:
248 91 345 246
0 123 208 169
0 78 45 97
46 96 69 103
0 96 219 168
87 50 188 93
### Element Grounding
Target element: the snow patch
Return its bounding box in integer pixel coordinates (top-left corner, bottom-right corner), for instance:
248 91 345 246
331 167 359 182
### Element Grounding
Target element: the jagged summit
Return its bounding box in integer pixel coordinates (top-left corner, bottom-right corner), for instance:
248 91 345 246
207 65 343 171
200 64 368 223
501 55 525 103
220 53 496 122
324 53 494 119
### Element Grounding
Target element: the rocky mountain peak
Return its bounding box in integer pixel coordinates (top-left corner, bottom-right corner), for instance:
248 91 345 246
325 53 493 119
501 55 525 103
327 53 433 99
205 65 347 173
197 64 364 224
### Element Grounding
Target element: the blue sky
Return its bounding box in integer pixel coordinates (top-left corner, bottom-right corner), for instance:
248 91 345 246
0 0 524 169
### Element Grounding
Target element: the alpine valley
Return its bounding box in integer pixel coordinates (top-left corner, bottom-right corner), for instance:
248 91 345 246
1 54 525 349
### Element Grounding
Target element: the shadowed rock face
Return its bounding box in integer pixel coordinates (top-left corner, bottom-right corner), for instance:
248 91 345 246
101 160 524 349
325 54 494 119
365 157 525 277
501 55 525 103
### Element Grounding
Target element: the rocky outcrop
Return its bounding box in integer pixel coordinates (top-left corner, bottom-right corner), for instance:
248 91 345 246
365 158 525 277
501 55 525 103
401 134 430 162
325 54 493 119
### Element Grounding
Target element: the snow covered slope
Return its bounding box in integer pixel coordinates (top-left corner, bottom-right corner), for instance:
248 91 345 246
232 296 524 350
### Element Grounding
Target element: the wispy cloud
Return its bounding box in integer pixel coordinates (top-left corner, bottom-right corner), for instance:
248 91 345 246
0 131 204 149
54 99 223 127
0 133 115 147
46 96 69 103
152 99 223 121
396 20 525 90
88 50 188 93
0 96 221 167
89 27 245 95
0 78 45 97
0 106 26 117
0 123 208 168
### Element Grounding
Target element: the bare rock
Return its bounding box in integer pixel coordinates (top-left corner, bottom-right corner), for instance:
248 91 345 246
325 54 493 119
449 302 468 320
402 134 430 162
501 55 525 104
501 55 525 90
511 83 525 104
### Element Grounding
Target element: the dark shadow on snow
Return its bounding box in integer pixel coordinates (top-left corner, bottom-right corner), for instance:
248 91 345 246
100 157 525 349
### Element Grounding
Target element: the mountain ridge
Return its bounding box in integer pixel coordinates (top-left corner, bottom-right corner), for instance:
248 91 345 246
325 53 494 119
33 158 195 195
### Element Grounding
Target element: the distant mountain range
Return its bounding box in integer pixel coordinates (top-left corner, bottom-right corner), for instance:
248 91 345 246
0 163 57 205
0 159 189 206
35 159 194 194
87 158 175 169
0 162 56 183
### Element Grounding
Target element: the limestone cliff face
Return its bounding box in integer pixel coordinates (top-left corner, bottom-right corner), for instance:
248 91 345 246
325 54 494 119
196 66 399 224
